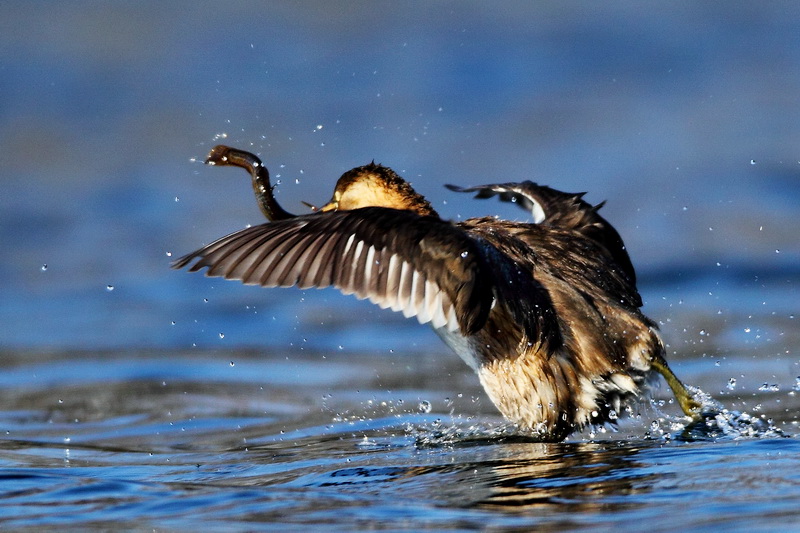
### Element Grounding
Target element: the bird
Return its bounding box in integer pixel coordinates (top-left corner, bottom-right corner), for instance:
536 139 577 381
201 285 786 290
172 144 700 441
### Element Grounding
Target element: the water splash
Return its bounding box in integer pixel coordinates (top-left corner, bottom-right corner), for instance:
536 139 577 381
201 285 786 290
653 385 784 441
405 416 525 448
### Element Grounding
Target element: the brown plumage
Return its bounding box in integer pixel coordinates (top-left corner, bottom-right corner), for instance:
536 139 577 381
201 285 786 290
173 145 700 441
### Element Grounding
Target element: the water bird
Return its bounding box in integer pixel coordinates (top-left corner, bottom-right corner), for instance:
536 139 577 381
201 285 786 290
173 145 700 441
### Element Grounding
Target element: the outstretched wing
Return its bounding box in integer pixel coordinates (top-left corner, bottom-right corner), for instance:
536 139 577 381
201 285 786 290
172 207 497 335
446 182 550 224
446 181 636 284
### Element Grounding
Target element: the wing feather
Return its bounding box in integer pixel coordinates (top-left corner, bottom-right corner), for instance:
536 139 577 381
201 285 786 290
446 181 637 285
172 208 497 335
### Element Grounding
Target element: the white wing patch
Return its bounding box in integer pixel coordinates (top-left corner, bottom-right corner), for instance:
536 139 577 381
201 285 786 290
490 184 546 223
358 247 459 332
447 183 548 224
529 198 546 224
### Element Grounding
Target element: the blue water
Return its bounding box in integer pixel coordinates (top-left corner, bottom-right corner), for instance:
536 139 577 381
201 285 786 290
1 2 799 530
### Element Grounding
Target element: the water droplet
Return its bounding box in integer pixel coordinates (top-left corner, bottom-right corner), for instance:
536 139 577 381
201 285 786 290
727 378 737 390
750 159 757 165
106 285 114 292
793 377 800 392
418 400 432 413
166 251 172 257
40 264 48 271
174 196 180 202
460 251 469 258
229 361 235 367
219 333 225 339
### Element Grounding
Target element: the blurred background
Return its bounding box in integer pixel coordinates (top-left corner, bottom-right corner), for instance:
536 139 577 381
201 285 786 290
1 1 797 364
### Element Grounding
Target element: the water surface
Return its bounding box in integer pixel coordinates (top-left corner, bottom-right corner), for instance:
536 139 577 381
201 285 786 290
1 345 798 530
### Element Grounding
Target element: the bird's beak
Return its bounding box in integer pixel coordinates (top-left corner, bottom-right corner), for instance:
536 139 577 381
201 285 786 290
301 201 319 212
318 200 338 212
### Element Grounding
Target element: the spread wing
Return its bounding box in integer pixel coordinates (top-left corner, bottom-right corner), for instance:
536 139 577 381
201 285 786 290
446 181 636 284
446 182 550 224
172 207 498 335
